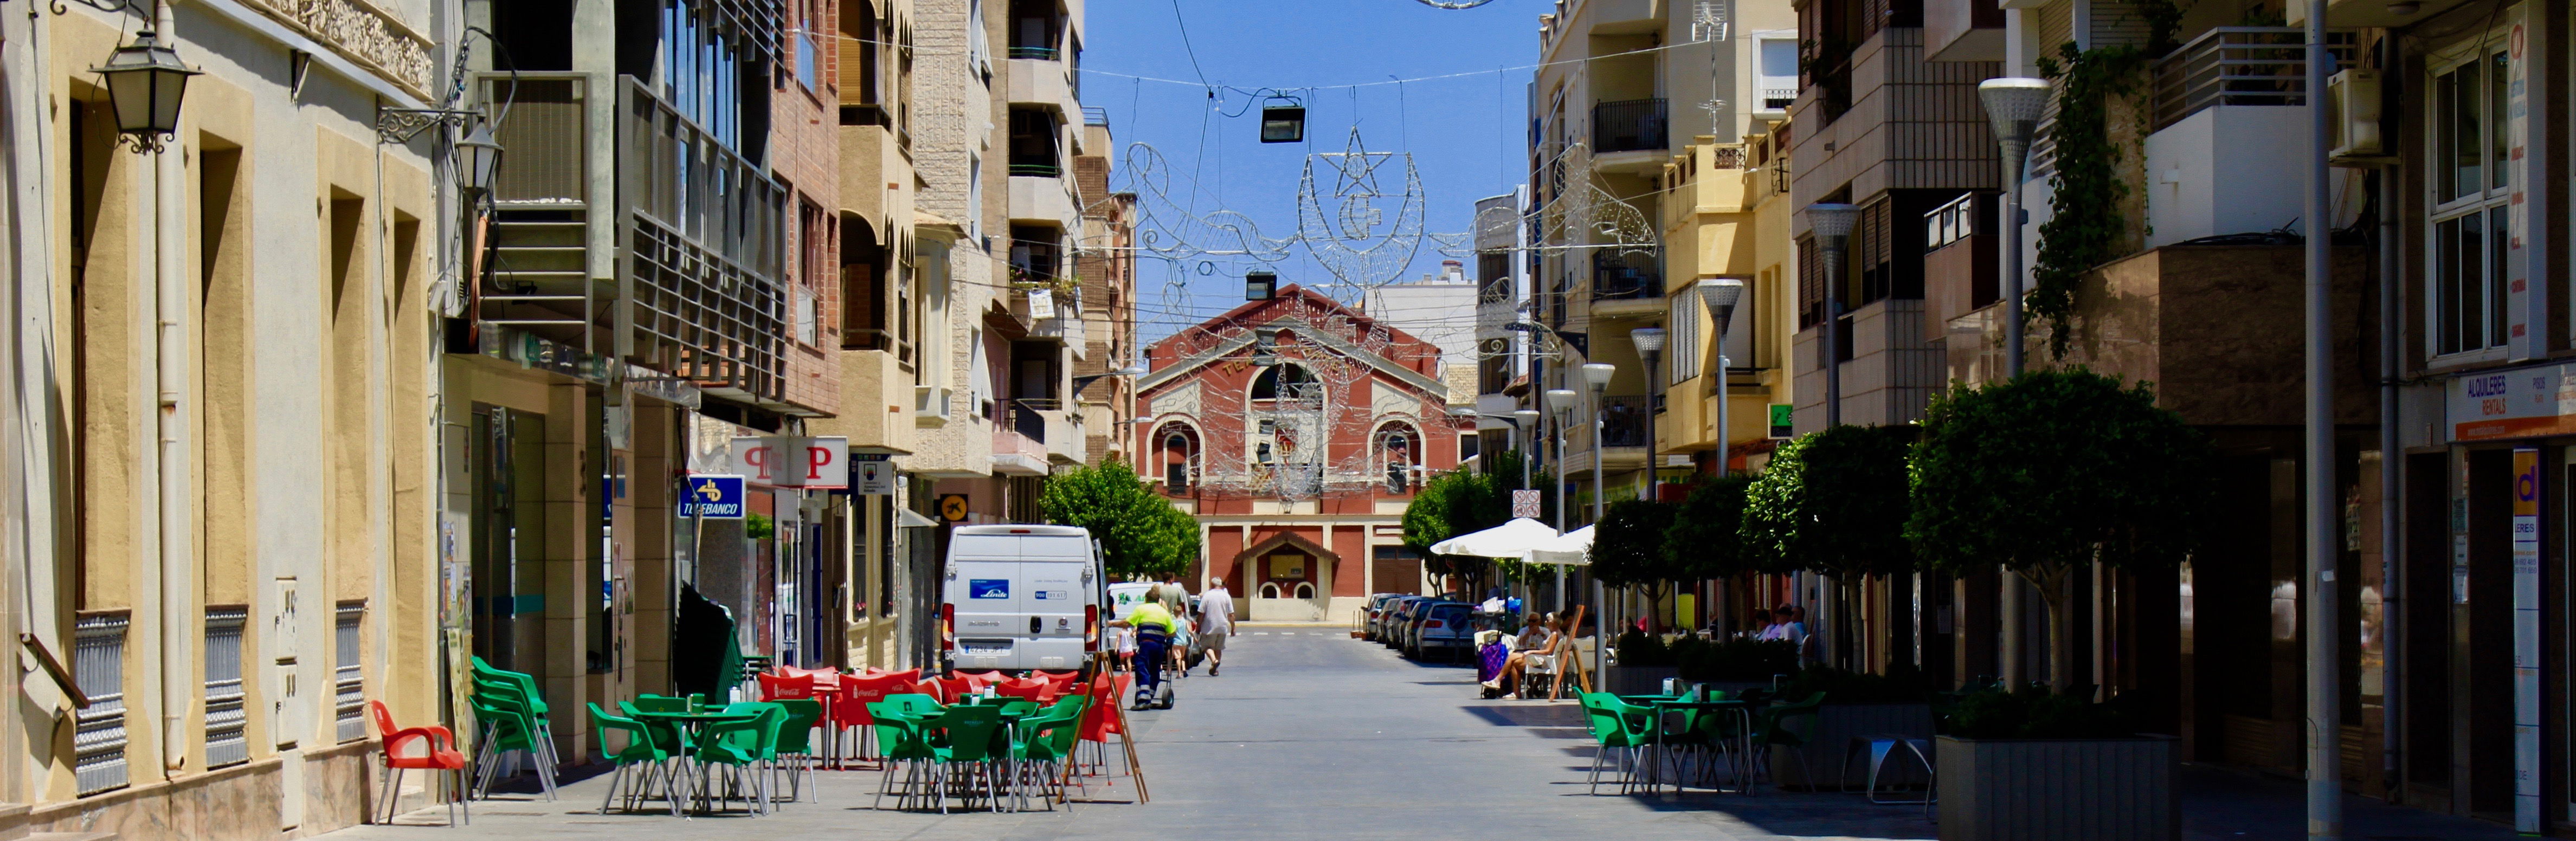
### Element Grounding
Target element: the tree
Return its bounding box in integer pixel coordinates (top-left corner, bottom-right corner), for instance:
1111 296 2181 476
1740 424 1917 579
1403 469 1506 598
1588 497 1682 630
1906 369 2213 690
1663 473 1759 580
1040 459 1201 580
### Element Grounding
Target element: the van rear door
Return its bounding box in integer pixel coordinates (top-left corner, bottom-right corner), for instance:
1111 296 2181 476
949 534 1023 669
1018 535 1093 670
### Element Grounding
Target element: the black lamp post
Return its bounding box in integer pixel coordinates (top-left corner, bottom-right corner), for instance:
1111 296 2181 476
92 27 198 153
457 122 505 197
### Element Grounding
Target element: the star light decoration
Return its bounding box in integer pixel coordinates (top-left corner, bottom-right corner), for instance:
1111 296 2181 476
1296 126 1427 291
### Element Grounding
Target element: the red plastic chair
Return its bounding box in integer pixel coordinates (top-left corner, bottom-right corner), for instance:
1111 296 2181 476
371 700 469 826
756 671 820 701
833 670 919 760
1034 670 1084 695
994 676 1054 703
1078 673 1130 743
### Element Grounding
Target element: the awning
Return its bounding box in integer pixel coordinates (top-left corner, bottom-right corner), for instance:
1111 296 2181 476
1426 517 1559 558
1521 525 1593 566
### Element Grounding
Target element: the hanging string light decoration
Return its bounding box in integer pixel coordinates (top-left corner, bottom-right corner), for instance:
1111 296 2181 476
1295 126 1428 291
1412 0 1502 7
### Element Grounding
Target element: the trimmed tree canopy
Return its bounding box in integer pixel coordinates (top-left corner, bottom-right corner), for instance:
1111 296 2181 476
1040 460 1201 580
1663 473 1759 579
1905 368 2212 579
1741 424 1917 578
1589 498 1682 588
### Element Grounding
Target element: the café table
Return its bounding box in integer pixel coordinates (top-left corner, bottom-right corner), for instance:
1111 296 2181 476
629 707 765 814
1650 698 1755 794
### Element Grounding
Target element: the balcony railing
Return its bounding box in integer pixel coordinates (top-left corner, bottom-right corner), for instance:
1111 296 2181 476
619 77 789 403
1083 106 1110 127
2152 27 2359 132
1600 396 1650 448
1009 161 1062 178
1008 46 1059 60
1590 98 1668 154
1592 251 1661 301
1009 399 1054 443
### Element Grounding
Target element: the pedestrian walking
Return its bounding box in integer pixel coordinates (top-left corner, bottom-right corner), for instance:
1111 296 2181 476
1198 579 1234 676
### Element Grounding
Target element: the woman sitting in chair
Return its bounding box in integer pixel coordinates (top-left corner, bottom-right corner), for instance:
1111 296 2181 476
1482 612 1561 694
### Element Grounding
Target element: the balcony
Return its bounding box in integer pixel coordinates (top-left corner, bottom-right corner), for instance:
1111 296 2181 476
1589 250 1666 319
811 348 915 455
1924 0 2004 62
2150 28 2358 132
476 74 603 352
1589 98 1668 171
1922 192 1997 342
1009 174 1078 227
1600 395 1650 448
990 401 1053 475
1007 56 1078 114
619 77 790 404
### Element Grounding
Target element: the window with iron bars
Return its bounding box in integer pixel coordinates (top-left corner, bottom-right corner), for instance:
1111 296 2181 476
73 611 130 795
334 602 366 742
204 606 250 768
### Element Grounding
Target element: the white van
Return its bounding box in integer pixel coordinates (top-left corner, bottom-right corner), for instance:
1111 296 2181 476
942 525 1103 672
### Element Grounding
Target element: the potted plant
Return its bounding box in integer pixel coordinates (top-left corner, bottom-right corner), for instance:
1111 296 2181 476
1936 685 2176 840
1605 630 1676 695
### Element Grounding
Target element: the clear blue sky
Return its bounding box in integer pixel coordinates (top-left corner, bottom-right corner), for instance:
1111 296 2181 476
1081 0 1549 344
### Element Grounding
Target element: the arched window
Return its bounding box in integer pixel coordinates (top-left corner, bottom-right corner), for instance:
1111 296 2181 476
1374 422 1422 494
1155 422 1200 494
1248 363 1316 400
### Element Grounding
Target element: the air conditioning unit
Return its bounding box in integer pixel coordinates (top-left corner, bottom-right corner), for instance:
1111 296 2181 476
2328 69 2394 166
914 385 953 428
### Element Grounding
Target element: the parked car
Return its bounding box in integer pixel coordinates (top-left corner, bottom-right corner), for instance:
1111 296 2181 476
1363 593 1404 641
1398 599 1462 657
1389 597 1440 649
1411 603 1474 661
1379 597 1421 648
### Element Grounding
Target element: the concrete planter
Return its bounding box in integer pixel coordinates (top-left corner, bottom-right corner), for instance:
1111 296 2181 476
1768 702 1936 790
1935 734 2178 841
1603 665 1678 696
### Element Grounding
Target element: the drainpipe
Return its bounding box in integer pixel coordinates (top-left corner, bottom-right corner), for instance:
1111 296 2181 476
152 0 193 775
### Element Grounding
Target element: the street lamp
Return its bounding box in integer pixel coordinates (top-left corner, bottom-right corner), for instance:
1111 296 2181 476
1629 327 1666 500
1579 363 1613 682
1544 388 1580 614
456 122 505 197
1696 278 1746 474
92 27 199 153
1802 203 1860 428
1979 79 2050 377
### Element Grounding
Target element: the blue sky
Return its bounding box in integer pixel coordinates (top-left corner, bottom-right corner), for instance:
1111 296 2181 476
1081 0 1549 343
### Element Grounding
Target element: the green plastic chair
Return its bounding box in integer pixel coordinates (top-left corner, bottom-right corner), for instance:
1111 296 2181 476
923 703 1008 813
467 672 560 801
774 698 823 803
867 701 940 810
1756 691 1828 790
589 703 679 816
1005 703 1087 811
1578 693 1659 795
466 691 556 800
620 699 693 758
692 704 784 815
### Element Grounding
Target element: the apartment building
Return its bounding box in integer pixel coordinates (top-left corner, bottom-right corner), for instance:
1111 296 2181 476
1525 0 1800 515
1071 108 1139 469
902 0 1094 558
1 0 455 835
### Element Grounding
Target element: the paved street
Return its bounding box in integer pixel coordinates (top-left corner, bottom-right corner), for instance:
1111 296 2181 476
329 628 2516 841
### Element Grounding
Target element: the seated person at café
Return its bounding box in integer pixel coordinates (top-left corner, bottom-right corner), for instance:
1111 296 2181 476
1482 612 1562 693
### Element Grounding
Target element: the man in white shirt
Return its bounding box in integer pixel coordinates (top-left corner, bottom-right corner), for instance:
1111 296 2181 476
1198 579 1235 676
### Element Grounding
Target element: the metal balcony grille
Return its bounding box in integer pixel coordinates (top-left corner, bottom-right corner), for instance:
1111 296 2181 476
485 76 588 206
334 603 365 743
73 612 130 795
1590 99 1669 154
204 607 249 768
622 77 789 403
2151 27 2359 132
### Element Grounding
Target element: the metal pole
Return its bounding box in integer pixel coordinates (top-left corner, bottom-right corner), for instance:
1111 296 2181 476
1643 355 1659 501
1554 413 1568 614
2301 1 2341 836
2002 150 2028 377
2375 155 2404 795
1820 244 1845 427
1592 391 1607 680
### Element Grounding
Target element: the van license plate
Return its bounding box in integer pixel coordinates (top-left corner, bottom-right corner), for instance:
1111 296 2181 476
961 640 1012 654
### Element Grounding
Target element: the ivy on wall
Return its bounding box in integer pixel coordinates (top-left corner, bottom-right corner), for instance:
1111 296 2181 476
2024 0 2184 359
2029 42 2146 359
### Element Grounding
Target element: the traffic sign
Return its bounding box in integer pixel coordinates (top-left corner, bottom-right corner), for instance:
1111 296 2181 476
682 474 746 519
1511 489 1541 519
938 494 970 523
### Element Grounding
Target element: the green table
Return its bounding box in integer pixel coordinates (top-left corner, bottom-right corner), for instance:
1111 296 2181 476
1649 699 1754 794
630 709 764 814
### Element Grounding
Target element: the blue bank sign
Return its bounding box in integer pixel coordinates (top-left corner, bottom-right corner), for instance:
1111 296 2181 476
681 474 746 519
